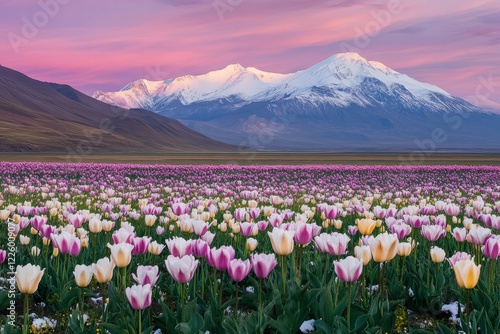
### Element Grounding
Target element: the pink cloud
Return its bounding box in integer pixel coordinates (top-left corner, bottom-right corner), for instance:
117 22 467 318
1 0 498 110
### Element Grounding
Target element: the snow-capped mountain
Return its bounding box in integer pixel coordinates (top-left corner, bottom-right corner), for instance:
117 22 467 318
92 53 500 151
93 53 471 112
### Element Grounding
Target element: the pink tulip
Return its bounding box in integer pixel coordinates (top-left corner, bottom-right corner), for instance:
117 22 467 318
444 204 460 216
324 206 339 220
268 213 283 228
257 220 269 231
192 220 210 236
156 226 165 236
207 246 235 271
447 251 472 268
126 284 152 310
251 253 277 279
433 215 447 228
40 224 56 239
228 259 252 282
192 239 209 258
482 236 500 259
234 208 246 222
293 222 314 245
248 208 261 220
112 228 135 244
165 237 193 257
201 231 216 245
132 236 152 255
30 216 47 231
51 231 81 256
172 202 189 216
68 214 85 228
133 265 159 286
373 206 386 219
334 256 363 282
453 227 467 242
0 250 6 264
467 227 491 245
390 223 412 239
314 232 350 256
165 255 199 283
421 225 446 242
347 226 358 236
240 222 257 237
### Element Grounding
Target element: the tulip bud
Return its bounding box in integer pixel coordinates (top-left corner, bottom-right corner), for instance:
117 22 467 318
357 218 376 235
74 264 93 287
92 257 115 283
453 259 480 289
15 264 45 294
245 238 258 252
397 242 412 257
369 233 398 263
31 246 41 257
354 245 371 265
430 246 446 263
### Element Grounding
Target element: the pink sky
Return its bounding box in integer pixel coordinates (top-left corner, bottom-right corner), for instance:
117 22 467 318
1 0 499 111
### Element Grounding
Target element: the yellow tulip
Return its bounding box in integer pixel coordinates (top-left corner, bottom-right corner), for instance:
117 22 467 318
357 218 376 235
354 245 372 265
245 238 258 252
107 243 134 268
15 264 45 294
268 228 294 256
369 232 398 263
397 242 412 257
92 257 115 283
74 264 93 287
453 259 480 289
430 246 446 263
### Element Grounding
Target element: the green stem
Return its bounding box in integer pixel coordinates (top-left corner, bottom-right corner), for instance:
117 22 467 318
347 282 352 330
334 276 339 307
80 288 85 318
259 279 263 334
138 309 142 334
219 272 223 308
23 294 29 334
181 283 186 323
323 253 329 284
466 288 471 334
427 252 430 287
235 281 239 316
101 283 107 323
201 259 205 300
281 255 287 298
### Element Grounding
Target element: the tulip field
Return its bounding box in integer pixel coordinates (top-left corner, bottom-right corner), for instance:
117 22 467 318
1 163 500 334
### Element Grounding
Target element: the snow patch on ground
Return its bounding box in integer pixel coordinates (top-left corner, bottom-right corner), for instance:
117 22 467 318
441 301 463 324
31 317 57 330
300 319 315 333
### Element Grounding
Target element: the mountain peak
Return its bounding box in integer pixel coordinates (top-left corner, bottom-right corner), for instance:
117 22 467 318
93 52 460 107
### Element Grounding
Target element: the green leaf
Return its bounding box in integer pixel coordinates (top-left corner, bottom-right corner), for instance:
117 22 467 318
100 323 130 334
176 312 204 334
437 322 456 334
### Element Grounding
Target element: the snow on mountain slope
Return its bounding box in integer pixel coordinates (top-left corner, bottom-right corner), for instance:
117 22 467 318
92 52 456 112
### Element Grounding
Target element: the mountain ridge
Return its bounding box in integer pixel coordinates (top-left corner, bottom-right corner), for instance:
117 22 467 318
91 53 500 151
0 65 235 153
